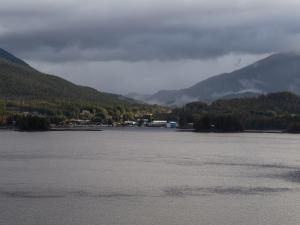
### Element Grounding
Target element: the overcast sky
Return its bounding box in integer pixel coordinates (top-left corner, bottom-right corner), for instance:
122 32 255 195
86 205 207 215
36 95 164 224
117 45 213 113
1 0 300 94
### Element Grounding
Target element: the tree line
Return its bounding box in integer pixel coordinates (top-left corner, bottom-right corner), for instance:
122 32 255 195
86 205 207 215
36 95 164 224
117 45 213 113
0 98 169 130
168 92 300 133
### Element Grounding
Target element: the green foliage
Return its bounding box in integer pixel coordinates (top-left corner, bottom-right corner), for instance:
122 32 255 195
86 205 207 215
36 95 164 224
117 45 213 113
287 122 300 133
194 114 244 132
209 92 300 115
0 59 139 108
98 108 108 120
2 98 168 124
0 99 5 113
175 92 300 131
0 99 6 125
193 114 210 131
15 115 50 131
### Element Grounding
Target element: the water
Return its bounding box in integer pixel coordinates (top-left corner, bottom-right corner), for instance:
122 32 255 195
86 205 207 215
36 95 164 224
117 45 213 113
0 128 300 225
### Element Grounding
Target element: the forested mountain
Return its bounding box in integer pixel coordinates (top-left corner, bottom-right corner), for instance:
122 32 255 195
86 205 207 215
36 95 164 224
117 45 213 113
182 92 300 114
142 53 300 106
172 92 300 131
0 48 168 122
0 48 136 106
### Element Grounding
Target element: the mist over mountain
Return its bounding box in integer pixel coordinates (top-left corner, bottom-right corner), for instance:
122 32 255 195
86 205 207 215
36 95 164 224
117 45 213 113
134 53 300 106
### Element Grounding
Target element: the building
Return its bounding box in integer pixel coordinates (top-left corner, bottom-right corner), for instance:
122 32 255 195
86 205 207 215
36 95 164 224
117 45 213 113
149 120 167 127
124 121 137 126
166 121 177 128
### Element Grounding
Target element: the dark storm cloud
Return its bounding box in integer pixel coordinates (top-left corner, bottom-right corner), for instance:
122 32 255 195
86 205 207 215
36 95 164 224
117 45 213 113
1 0 300 62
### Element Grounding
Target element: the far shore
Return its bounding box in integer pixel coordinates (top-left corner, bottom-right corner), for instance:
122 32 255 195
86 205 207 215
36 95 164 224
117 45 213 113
178 129 285 133
0 126 102 132
50 127 102 131
1 126 297 134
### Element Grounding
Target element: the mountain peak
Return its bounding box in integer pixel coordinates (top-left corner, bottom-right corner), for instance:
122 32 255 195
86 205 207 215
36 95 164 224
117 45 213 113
0 48 29 67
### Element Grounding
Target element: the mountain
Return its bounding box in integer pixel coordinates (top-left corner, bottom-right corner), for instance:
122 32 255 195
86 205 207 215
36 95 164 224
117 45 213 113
174 92 300 131
0 48 30 67
0 48 136 107
142 53 300 106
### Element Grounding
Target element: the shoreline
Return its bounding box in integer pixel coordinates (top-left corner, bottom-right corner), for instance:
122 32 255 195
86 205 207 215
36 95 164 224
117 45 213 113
50 127 102 131
0 126 103 132
177 128 285 133
0 126 291 133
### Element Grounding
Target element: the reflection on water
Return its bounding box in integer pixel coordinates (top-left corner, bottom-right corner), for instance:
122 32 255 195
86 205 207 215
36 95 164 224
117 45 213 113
0 189 139 199
163 186 291 197
0 129 300 225
205 162 298 169
0 185 292 200
271 170 300 183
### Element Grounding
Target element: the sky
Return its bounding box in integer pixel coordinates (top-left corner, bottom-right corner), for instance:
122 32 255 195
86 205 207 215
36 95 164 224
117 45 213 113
1 0 300 95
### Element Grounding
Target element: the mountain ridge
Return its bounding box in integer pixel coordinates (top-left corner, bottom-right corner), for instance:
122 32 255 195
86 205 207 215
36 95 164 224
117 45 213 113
0 48 30 67
0 48 137 107
136 52 300 106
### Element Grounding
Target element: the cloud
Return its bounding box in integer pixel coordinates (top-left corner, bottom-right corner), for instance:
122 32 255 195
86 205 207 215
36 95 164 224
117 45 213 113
1 0 300 94
1 0 300 62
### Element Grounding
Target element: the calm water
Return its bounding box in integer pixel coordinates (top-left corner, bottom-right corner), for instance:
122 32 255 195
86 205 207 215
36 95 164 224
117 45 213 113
0 128 300 225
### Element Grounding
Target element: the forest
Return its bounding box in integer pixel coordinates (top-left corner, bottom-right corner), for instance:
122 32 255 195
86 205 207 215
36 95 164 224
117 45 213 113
170 92 300 132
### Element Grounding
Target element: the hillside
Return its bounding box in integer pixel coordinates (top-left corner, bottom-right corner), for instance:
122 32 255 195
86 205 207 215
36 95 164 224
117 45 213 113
143 53 300 106
0 48 171 124
186 92 300 114
0 48 136 107
172 92 300 131
0 48 29 67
